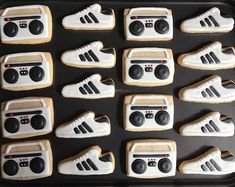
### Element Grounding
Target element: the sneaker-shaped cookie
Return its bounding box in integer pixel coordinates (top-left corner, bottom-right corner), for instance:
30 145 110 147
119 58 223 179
61 74 115 99
55 111 111 138
61 41 116 68
180 112 234 137
58 146 115 175
180 7 234 33
62 4 115 30
179 75 235 103
178 41 235 70
179 147 235 175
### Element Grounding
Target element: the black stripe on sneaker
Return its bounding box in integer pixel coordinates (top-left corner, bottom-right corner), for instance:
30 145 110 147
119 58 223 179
210 86 220 97
208 15 220 27
205 18 212 27
88 12 99 23
79 87 87 95
205 161 215 171
80 17 85 23
205 88 213 97
201 91 207 97
88 81 100 94
74 127 80 134
200 56 207 64
209 52 220 63
201 164 208 171
205 124 214 132
200 20 206 27
88 50 99 62
209 120 220 132
84 84 93 94
201 126 207 133
87 159 98 170
84 15 92 23
78 125 87 133
76 163 84 170
79 54 86 61
82 122 93 133
81 161 91 170
210 159 222 171
205 54 214 64
84 52 92 62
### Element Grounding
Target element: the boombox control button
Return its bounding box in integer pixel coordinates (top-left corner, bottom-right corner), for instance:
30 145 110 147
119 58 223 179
3 160 19 176
21 118 29 124
3 22 18 37
29 20 44 35
155 111 170 126
145 67 153 72
132 159 147 174
129 65 144 80
19 23 27 28
130 111 145 127
148 161 156 167
145 23 153 28
31 115 46 130
145 113 154 119
29 66 45 82
4 118 19 133
129 21 144 36
4 69 19 84
154 65 169 80
158 158 172 173
30 157 45 173
154 19 169 34
20 70 28 76
19 161 29 167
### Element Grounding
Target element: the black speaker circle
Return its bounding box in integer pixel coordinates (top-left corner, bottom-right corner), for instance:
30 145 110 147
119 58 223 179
131 159 147 174
3 22 18 37
29 66 45 82
129 111 145 127
154 65 170 80
30 157 45 173
155 111 170 126
3 69 19 84
3 160 19 176
129 65 144 80
4 118 20 133
29 20 44 35
129 21 144 36
154 19 169 34
158 158 172 173
31 115 46 130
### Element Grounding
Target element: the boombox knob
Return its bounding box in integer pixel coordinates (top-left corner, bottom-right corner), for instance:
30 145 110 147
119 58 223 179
3 69 19 84
30 157 45 173
129 111 145 127
29 66 45 82
4 118 20 133
3 22 18 37
154 65 169 80
155 111 170 126
132 159 147 174
158 158 172 173
154 19 169 34
29 20 44 35
3 160 19 176
129 65 144 80
129 21 144 36
31 115 46 130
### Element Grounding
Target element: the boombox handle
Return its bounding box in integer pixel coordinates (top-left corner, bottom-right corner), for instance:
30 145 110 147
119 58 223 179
128 7 169 15
131 95 169 106
4 52 46 63
127 48 170 58
130 142 173 152
5 142 45 154
2 5 45 16
5 98 46 110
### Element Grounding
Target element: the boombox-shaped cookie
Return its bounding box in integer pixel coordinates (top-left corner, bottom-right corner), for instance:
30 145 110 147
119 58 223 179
123 48 175 86
124 94 174 131
124 7 173 41
126 139 177 178
1 97 54 139
1 139 53 180
0 5 52 44
0 52 53 91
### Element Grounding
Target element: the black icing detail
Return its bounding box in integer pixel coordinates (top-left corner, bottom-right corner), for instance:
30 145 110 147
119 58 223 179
209 52 220 63
200 56 207 64
221 116 233 124
200 20 206 27
96 116 109 124
88 50 99 62
84 15 92 23
79 54 86 61
78 125 87 133
129 21 144 36
131 159 147 174
158 158 172 173
208 15 220 27
129 111 145 127
155 111 170 126
31 115 46 130
87 159 98 170
209 120 220 132
102 79 114 86
88 12 99 23
84 52 92 62
74 127 80 134
81 122 93 133
29 20 44 35
131 106 167 110
129 65 144 80
3 160 18 176
88 81 100 93
223 48 234 55
3 22 18 37
79 87 87 95
210 86 220 97
154 19 169 34
204 18 212 27
81 161 91 170
205 88 213 97
154 65 170 80
5 110 42 117
76 163 84 170
4 69 19 84
222 81 235 89
5 62 42 67
101 9 113 15
29 66 45 82
99 154 112 162
201 126 207 133
101 48 115 55
4 118 19 133
80 17 85 23
4 153 42 159
30 157 45 173
222 154 235 161
201 91 207 97
205 54 213 64
201 164 208 171
205 124 214 132
205 161 214 171
210 159 221 171
83 84 93 94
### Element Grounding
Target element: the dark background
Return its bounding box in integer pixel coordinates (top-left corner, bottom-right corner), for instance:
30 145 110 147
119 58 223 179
0 0 235 186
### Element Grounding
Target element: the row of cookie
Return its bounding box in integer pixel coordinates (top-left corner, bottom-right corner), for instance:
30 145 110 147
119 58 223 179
2 139 235 180
1 4 234 44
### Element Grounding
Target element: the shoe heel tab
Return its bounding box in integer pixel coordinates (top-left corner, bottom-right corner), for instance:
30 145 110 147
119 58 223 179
220 115 234 124
222 47 235 55
221 151 235 161
99 152 114 162
101 78 114 86
100 48 115 55
101 8 113 16
222 80 235 89
95 115 110 124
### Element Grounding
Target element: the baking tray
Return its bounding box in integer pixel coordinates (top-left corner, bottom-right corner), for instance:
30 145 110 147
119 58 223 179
0 0 235 186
